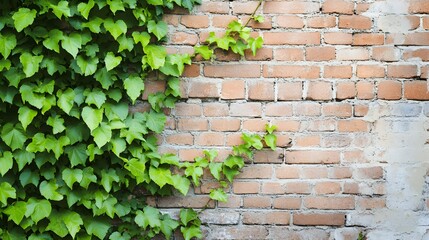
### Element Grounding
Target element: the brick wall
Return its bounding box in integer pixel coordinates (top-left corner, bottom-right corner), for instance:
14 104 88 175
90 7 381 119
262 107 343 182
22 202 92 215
148 0 429 239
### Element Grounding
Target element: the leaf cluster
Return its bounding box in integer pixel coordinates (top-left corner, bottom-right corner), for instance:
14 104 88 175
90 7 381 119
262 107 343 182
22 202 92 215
0 0 269 239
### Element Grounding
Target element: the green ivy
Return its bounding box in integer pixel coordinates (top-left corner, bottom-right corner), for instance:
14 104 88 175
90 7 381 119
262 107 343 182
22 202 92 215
0 0 269 239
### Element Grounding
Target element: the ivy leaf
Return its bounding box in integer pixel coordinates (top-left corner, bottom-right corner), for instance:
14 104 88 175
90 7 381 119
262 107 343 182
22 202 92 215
0 59 11 71
224 155 244 169
107 0 125 14
117 35 134 52
125 158 146 184
264 134 277 150
265 123 277 134
132 32 150 48
144 110 166 133
77 0 95 19
65 144 88 167
14 150 35 171
76 55 99 76
147 20 168 40
4 201 27 225
0 182 16 205
0 151 13 176
135 206 161 229
149 166 172 188
184 165 203 186
85 88 106 109
253 15 264 23
143 44 166 70
31 200 51 223
46 211 69 238
104 52 122 71
19 168 40 187
222 166 240 182
57 88 76 114
209 162 222 180
0 33 17 58
92 122 112 148
104 18 127 40
209 188 227 202
248 36 264 56
80 167 97 189
43 29 63 53
61 33 82 58
100 169 120 192
50 1 71 19
231 40 247 56
166 77 180 97
123 75 144 104
171 175 190 195
1 123 27 151
47 115 66 134
82 106 103 131
20 53 43 78
180 208 198 226
181 226 202 240
194 45 213 60
147 0 163 5
82 17 103 33
39 180 63 201
62 168 83 189
160 215 179 239
204 149 218 161
160 153 180 166
242 133 263 150
12 8 37 32
63 211 83 238
110 138 126 156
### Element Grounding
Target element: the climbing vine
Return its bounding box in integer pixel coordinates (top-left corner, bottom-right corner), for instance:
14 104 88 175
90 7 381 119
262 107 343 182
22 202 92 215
0 0 269 239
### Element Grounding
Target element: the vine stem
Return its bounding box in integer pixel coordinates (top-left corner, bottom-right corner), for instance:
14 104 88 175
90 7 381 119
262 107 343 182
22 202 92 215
243 0 264 27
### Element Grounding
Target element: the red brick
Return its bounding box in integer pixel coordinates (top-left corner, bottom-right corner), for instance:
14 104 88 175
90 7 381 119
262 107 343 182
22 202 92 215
203 103 228 117
273 197 301 209
306 47 336 61
188 80 219 98
278 82 303 100
286 151 340 164
211 118 241 132
264 1 319 14
243 211 290 225
195 132 224 146
295 135 320 147
177 118 208 131
174 103 202 116
424 17 429 30
196 2 229 14
243 119 269 132
304 196 355 209
323 0 354 14
372 46 400 62
230 103 262 117
275 166 300 179
253 150 284 164
285 182 311 194
306 81 332 100
339 15 372 29
324 32 353 45
378 80 402 100
307 16 336 28
293 213 345 226
233 182 260 194
263 65 320 79
329 167 352 179
209 226 267 239
170 32 198 45
324 65 352 79
314 182 342 194
242 16 273 29
356 65 385 78
221 80 245 99
338 120 369 132
322 103 353 117
403 49 429 61
204 64 260 78
387 65 418 78
165 133 194 145
302 167 328 179
264 32 321 45
337 48 370 60
274 48 304 61
163 14 179 26
262 182 285 195
248 80 275 100
212 15 237 28
404 81 429 100
231 1 261 14
142 80 166 99
352 33 384 46
409 0 429 13
358 197 386 210
336 82 356 100
276 16 304 29
183 64 200 77
180 15 209 28
265 103 293 117
354 104 369 117
387 32 429 46
243 196 271 208
354 167 384 179
245 48 273 61
356 81 375 99
294 102 321 116
271 120 301 132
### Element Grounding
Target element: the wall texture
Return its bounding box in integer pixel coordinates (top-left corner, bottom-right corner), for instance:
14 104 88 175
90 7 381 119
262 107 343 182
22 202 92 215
147 0 429 239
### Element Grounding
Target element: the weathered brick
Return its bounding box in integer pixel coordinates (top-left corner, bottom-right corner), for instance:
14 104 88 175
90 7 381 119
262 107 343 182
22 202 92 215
293 213 346 226
286 151 340 164
243 196 272 208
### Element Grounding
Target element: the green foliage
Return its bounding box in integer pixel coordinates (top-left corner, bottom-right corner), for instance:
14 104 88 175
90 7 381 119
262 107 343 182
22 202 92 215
0 0 268 239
